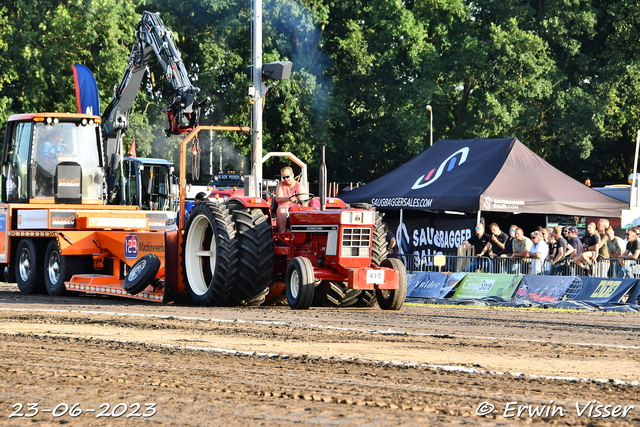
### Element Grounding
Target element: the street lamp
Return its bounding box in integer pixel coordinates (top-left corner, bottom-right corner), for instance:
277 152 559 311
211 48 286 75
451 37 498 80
426 105 433 147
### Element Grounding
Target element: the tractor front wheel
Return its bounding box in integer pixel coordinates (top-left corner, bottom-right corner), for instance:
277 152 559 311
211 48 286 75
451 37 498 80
376 258 407 310
285 257 315 310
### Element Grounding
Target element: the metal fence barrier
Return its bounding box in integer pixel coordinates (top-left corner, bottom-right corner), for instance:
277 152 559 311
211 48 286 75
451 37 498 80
396 253 640 279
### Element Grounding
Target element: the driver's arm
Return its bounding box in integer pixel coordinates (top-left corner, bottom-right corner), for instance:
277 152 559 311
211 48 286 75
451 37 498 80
297 182 309 206
275 182 288 204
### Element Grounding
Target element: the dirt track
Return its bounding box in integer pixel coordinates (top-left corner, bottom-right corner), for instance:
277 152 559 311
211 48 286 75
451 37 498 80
0 282 639 426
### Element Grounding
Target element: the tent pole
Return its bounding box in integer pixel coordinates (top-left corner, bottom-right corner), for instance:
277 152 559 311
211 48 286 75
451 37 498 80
632 129 640 208
399 209 404 256
477 210 481 224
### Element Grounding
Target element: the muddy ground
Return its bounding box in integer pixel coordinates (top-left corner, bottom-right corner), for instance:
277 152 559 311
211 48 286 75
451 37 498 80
0 282 638 426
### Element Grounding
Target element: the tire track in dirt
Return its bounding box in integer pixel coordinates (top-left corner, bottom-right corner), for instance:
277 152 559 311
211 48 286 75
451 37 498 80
0 310 638 383
1 334 639 426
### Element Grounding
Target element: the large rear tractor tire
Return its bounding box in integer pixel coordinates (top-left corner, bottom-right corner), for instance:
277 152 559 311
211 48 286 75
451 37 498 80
313 281 359 307
15 238 45 295
376 258 407 311
286 257 315 310
226 201 274 306
182 202 238 306
355 211 387 307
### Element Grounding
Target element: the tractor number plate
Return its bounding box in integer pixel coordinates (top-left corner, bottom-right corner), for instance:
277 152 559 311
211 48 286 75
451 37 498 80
366 270 384 285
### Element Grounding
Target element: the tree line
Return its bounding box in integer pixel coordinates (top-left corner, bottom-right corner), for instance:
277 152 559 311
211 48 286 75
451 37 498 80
1 0 639 185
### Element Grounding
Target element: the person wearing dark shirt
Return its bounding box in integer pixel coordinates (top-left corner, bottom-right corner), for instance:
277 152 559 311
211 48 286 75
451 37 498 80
500 225 517 257
488 223 508 256
566 226 583 257
549 225 568 275
489 223 508 273
383 223 398 258
620 228 640 278
463 223 493 273
573 222 600 270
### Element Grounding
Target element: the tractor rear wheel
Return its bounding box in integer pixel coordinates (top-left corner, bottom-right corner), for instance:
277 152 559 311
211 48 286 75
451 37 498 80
182 202 238 306
355 211 387 307
226 201 274 306
376 258 407 310
313 281 359 307
15 238 45 295
285 257 315 310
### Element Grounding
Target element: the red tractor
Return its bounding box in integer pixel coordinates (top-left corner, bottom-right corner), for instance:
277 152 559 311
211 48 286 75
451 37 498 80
181 149 407 310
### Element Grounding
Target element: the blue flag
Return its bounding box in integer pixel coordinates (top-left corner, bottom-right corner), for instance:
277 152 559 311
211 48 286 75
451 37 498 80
72 64 100 115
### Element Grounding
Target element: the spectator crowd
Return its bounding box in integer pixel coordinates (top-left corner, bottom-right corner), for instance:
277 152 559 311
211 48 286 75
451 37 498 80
461 219 640 278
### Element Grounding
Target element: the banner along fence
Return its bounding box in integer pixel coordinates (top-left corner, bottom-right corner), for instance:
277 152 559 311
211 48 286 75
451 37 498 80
398 253 640 280
405 271 640 306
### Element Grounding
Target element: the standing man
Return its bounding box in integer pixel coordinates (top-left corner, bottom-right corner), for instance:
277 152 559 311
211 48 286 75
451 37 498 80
488 223 508 256
596 219 610 276
383 223 397 259
195 192 208 204
529 231 549 274
489 223 508 273
548 225 568 275
463 223 493 273
275 166 308 233
511 228 533 274
501 225 517 258
606 226 626 278
619 228 640 278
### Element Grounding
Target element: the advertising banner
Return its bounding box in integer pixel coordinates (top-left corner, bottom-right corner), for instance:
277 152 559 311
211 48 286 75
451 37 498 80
573 278 638 304
385 217 475 271
452 273 522 299
514 275 576 303
406 272 449 298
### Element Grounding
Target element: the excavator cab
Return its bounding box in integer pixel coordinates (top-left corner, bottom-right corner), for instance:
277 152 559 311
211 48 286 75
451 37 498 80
2 114 104 204
113 157 177 212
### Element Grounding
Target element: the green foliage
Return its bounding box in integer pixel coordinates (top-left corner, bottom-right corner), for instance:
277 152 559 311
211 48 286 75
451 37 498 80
0 0 639 185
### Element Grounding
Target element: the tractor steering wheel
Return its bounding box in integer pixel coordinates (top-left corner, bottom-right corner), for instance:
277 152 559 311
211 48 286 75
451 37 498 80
48 144 72 156
288 193 315 205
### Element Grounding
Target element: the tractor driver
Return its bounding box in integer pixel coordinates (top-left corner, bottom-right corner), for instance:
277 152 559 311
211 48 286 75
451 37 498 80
36 127 67 197
40 128 66 175
275 166 308 233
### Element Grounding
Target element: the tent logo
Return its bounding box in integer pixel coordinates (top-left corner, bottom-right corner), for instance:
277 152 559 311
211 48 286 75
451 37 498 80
412 147 470 189
484 197 493 209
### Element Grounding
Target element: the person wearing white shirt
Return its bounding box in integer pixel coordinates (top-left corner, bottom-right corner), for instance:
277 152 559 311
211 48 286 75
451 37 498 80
529 231 549 275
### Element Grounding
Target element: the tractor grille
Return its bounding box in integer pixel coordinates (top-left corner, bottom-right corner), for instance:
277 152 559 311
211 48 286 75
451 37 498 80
341 227 371 257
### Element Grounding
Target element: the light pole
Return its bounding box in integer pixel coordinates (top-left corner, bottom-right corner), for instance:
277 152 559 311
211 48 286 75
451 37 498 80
426 104 433 147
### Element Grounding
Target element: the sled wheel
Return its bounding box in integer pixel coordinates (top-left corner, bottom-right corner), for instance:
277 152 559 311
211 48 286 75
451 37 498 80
226 201 274 306
44 239 78 296
286 257 315 310
356 211 387 307
182 202 238 306
15 238 45 295
376 258 407 311
124 254 161 295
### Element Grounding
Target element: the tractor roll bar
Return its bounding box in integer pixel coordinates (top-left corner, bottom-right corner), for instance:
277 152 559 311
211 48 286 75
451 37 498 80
179 126 250 229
